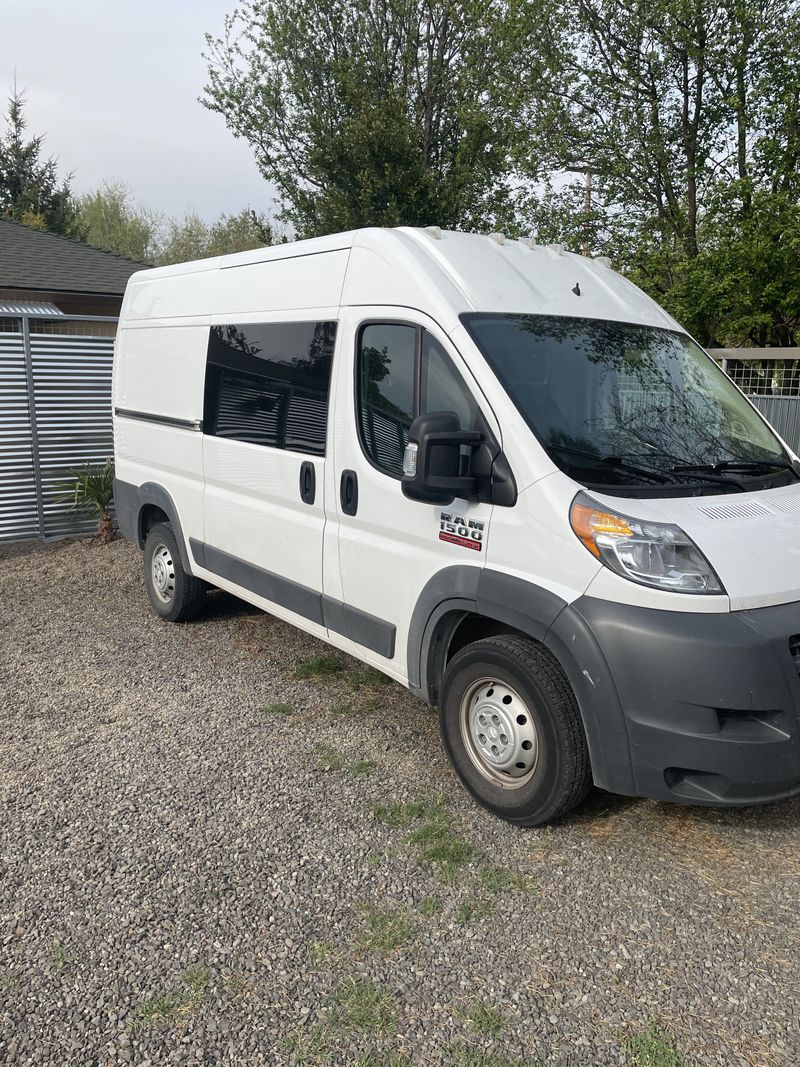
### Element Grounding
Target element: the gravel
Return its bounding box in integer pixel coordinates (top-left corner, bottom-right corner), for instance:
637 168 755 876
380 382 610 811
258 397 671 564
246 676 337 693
1 536 799 1067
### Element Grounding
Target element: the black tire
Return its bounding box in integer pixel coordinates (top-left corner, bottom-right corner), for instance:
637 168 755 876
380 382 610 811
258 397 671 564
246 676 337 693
143 522 206 623
439 635 591 826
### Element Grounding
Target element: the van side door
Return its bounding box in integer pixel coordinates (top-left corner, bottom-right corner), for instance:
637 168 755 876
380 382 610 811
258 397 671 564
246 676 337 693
196 318 336 636
327 307 498 682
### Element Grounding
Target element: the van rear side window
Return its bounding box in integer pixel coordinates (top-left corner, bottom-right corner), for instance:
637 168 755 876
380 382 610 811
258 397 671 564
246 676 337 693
203 321 337 456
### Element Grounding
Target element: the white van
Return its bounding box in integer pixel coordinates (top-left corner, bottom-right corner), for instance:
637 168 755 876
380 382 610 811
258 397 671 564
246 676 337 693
113 227 800 825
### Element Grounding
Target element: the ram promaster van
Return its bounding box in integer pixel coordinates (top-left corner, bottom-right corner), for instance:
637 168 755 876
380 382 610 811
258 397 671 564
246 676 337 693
113 227 800 825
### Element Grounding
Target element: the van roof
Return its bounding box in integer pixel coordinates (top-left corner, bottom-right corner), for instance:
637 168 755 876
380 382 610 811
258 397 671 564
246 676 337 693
125 227 682 334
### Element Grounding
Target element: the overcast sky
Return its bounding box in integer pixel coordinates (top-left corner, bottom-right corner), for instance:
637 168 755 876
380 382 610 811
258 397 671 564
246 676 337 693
1 0 274 221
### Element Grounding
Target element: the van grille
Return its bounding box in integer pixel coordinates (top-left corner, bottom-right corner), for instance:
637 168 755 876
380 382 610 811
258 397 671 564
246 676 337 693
789 635 800 674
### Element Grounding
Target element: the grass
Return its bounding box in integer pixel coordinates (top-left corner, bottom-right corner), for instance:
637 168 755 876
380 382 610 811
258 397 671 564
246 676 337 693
466 1002 506 1038
625 1027 685 1067
455 898 492 924
445 1045 545 1067
0 973 19 993
355 1054 412 1066
258 701 293 716
408 819 476 881
357 905 414 953
327 977 396 1035
479 866 535 894
49 941 72 973
373 797 477 881
294 655 345 680
130 965 211 1031
419 894 442 917
313 743 345 771
280 1024 332 1063
350 759 376 777
348 666 394 690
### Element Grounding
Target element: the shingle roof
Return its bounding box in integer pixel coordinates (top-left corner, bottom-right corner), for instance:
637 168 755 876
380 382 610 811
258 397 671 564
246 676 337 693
0 217 151 295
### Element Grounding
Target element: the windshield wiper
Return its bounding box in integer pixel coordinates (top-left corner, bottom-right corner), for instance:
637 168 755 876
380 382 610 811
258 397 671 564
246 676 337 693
673 458 797 479
547 443 672 484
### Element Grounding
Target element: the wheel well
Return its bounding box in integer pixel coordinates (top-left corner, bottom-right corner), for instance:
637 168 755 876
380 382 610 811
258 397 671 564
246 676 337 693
138 504 170 548
426 610 532 704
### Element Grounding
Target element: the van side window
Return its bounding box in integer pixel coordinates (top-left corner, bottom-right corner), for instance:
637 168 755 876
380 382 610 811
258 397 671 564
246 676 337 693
422 333 479 433
204 321 336 456
358 324 416 476
357 323 480 477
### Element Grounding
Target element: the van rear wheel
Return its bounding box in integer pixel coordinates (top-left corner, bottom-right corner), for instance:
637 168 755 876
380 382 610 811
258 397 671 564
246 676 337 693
143 522 205 623
439 635 591 826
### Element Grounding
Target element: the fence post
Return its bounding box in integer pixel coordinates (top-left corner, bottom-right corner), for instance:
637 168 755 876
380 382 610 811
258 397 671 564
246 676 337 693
21 314 47 539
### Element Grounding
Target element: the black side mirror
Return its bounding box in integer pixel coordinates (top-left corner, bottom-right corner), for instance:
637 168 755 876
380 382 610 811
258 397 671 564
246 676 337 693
401 411 482 505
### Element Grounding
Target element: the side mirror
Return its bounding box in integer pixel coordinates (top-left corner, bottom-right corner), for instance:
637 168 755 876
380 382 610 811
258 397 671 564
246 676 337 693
401 411 482 505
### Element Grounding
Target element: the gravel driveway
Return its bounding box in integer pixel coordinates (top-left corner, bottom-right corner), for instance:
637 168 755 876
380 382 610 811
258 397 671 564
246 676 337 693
1 537 798 1067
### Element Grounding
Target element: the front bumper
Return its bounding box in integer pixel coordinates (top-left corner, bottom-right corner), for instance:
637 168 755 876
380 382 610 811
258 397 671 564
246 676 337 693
547 596 800 805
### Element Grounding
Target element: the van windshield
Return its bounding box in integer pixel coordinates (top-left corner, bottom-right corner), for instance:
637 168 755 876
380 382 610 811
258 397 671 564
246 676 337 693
462 313 796 495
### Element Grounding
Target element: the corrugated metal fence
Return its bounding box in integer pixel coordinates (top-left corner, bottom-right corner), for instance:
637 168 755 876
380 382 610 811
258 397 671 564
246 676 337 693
0 313 116 541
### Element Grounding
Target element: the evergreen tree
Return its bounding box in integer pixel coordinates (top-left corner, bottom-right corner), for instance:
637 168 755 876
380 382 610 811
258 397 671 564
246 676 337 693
0 86 77 235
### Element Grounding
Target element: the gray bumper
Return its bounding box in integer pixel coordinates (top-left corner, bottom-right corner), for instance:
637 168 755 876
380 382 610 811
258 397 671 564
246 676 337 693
547 596 800 805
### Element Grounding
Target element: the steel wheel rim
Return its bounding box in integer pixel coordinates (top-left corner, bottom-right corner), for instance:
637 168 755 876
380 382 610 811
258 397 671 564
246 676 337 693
150 543 176 604
459 676 539 789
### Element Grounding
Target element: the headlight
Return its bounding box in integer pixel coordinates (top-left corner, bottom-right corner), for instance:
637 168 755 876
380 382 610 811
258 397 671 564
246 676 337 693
569 492 724 595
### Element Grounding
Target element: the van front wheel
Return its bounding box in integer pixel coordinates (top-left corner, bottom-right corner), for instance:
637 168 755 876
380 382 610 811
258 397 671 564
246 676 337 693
143 522 205 623
439 635 591 826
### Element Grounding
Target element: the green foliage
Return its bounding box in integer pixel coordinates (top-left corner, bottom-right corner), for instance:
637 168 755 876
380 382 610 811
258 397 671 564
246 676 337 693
157 207 279 265
75 181 160 261
327 976 396 1034
0 86 78 235
524 0 800 346
258 701 293 715
625 1026 685 1067
59 458 115 520
202 0 544 236
294 655 346 680
357 905 414 952
465 1002 505 1038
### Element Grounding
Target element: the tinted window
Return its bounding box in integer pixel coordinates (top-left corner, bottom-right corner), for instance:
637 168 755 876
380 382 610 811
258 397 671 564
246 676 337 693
357 323 481 476
204 321 336 456
359 324 416 476
422 333 479 433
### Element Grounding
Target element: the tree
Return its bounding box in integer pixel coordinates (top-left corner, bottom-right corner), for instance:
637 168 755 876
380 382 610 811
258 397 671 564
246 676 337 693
157 207 278 265
76 181 161 262
202 0 544 237
524 0 800 346
0 85 77 234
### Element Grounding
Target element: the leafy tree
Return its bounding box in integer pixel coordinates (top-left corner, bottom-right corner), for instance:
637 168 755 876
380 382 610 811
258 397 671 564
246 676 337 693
202 0 544 236
0 86 77 234
76 181 161 262
525 0 800 346
157 207 279 264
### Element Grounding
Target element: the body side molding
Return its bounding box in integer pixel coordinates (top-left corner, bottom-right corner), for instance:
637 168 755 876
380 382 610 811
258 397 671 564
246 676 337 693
189 539 396 657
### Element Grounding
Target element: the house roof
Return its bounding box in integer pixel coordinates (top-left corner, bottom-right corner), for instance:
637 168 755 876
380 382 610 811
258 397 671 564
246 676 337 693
0 217 151 295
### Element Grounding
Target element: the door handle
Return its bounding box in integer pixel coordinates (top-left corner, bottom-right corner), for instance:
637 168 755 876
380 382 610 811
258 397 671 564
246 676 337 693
299 461 316 505
340 469 358 516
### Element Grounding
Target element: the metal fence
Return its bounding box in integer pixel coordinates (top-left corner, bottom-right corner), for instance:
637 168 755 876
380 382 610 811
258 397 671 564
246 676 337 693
0 312 116 542
711 349 800 455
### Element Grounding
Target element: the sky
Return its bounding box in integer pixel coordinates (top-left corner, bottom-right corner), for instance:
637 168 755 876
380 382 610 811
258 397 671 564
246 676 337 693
1 0 274 221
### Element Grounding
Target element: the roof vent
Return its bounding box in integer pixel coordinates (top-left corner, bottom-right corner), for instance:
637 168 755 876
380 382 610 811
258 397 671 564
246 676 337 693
548 243 566 256
487 232 506 245
594 255 612 268
520 237 536 250
424 226 442 240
